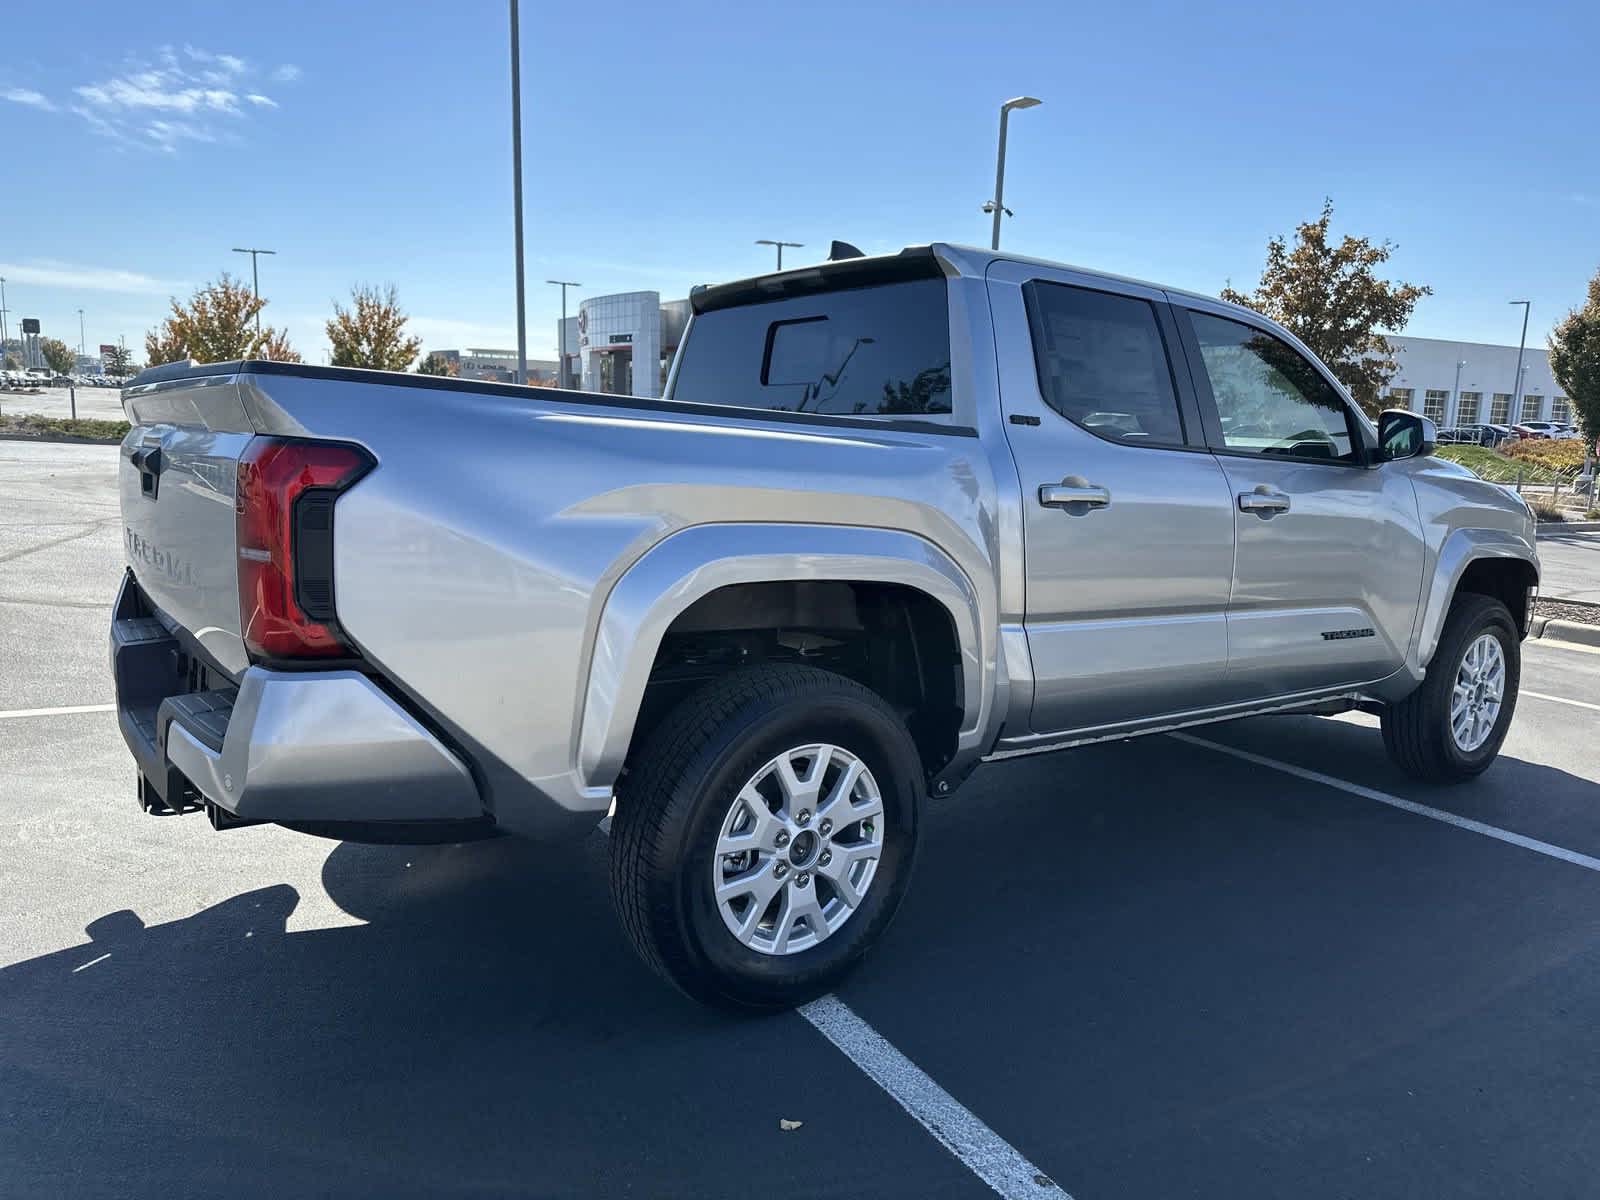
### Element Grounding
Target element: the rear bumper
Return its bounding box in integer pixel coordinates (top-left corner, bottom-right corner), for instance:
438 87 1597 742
112 572 484 826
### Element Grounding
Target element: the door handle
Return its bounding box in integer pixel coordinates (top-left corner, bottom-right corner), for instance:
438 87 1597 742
1039 481 1111 511
1238 488 1291 516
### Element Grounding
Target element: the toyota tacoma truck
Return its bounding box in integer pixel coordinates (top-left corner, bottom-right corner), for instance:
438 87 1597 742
112 243 1539 1008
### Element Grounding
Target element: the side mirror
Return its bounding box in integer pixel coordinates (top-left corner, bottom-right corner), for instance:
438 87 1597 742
1379 409 1436 461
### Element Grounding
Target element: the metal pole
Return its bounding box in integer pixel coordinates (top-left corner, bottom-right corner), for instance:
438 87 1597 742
0 276 9 358
232 248 276 336
1509 300 1531 423
546 281 581 389
755 240 803 271
990 106 1011 251
78 308 86 358
509 0 528 385
1451 359 1465 428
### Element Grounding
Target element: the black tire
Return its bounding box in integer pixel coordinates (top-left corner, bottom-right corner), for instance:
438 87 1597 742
1381 593 1520 782
609 664 922 1010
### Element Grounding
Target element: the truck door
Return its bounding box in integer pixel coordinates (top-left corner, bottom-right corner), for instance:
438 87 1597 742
986 262 1238 736
1171 302 1424 698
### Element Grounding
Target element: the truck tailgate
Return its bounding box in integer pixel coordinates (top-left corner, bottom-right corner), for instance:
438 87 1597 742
119 376 256 677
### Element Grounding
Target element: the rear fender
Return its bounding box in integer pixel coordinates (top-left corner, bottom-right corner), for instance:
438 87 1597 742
577 523 990 789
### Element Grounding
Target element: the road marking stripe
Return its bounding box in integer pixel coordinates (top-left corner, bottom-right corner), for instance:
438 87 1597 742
1522 689 1600 714
0 703 116 720
1172 733 1600 874
799 993 1071 1199
71 953 111 973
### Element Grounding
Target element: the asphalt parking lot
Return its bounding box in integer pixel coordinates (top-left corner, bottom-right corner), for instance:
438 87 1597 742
0 385 127 423
5 439 1600 1199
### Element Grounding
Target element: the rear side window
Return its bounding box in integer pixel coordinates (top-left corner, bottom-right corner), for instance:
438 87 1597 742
670 279 951 416
1024 281 1186 446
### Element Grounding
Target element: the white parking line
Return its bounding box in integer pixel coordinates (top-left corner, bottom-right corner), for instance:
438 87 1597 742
1173 733 1600 874
0 702 115 720
1522 689 1600 715
800 994 1071 1199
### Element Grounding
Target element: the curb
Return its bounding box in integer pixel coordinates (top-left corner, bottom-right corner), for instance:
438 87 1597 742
1538 522 1600 537
0 432 124 446
1536 619 1600 649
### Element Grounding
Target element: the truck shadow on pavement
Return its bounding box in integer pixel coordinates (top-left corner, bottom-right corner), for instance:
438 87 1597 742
4 728 1600 1199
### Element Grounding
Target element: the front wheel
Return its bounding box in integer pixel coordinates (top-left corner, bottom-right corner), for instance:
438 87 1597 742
609 665 922 1010
1382 594 1521 782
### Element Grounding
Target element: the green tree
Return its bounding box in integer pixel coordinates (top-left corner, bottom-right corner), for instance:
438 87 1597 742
416 351 457 377
2 351 20 371
144 273 301 365
40 337 75 375
326 284 422 371
1548 265 1600 446
1221 199 1431 416
103 344 133 377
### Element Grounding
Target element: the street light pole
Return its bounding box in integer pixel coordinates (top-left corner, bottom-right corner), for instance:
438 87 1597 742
755 239 803 271
987 96 1041 250
509 0 528 385
1451 358 1465 428
78 308 86 358
546 280 581 389
231 247 277 335
1508 300 1531 423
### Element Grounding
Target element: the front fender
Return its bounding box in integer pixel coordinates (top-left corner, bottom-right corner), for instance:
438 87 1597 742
576 523 994 790
1411 526 1540 675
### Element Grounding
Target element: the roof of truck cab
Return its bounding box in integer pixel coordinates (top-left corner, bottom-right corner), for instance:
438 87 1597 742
691 241 1256 321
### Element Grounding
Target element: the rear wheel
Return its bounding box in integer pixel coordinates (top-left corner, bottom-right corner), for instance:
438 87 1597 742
609 664 921 1009
1382 594 1520 782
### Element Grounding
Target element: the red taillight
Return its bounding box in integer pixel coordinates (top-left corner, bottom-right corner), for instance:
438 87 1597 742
235 437 373 661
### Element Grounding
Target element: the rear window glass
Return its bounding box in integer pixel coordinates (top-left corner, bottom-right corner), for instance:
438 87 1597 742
1024 281 1186 445
670 279 952 416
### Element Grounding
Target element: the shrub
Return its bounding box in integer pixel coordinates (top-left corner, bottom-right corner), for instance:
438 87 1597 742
1503 437 1586 471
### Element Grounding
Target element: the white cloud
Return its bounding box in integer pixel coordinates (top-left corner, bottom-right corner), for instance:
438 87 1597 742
66 46 285 153
2 87 56 111
0 260 186 295
271 64 302 83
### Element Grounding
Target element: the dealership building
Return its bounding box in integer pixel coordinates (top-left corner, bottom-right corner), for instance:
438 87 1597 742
558 292 692 398
1381 335 1570 428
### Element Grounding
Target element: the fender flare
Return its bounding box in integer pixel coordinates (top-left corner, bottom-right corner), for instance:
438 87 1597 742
1411 526 1539 674
575 522 994 789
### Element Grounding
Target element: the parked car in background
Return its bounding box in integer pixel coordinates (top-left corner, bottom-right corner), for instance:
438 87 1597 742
1513 422 1557 439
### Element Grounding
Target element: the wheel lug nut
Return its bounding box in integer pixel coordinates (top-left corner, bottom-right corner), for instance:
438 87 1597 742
797 810 811 826
774 862 788 878
819 819 832 835
796 872 810 888
775 831 790 848
819 850 832 866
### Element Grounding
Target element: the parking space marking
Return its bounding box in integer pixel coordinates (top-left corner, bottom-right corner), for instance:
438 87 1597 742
799 994 1071 1199
1173 733 1600 874
0 702 115 720
1522 689 1600 714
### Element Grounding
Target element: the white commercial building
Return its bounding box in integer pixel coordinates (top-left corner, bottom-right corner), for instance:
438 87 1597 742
1381 335 1570 428
559 293 691 398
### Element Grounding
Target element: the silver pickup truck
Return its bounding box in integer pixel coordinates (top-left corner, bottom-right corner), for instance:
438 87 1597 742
113 243 1539 1008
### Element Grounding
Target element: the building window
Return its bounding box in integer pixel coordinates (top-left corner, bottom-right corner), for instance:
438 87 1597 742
1388 387 1414 411
1521 394 1543 423
1490 393 1512 423
1456 392 1481 424
1423 389 1448 422
1553 397 1571 424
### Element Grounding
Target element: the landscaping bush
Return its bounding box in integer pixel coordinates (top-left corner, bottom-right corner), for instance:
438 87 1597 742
1504 437 1587 472
0 414 130 443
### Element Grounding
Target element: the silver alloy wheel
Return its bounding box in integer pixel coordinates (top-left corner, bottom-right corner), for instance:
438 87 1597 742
1450 631 1506 752
712 743 885 956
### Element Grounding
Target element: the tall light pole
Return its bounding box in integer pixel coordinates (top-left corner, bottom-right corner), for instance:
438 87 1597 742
509 0 528 384
78 308 86 358
547 280 581 389
0 275 9 358
1451 358 1466 428
231 247 276 334
985 96 1042 250
1508 300 1531 423
755 239 803 271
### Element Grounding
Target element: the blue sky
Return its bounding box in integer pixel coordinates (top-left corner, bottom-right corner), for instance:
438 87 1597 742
2 0 1596 365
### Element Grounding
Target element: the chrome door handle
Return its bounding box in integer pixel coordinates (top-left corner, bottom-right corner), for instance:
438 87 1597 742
1039 482 1111 511
1238 488 1291 516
